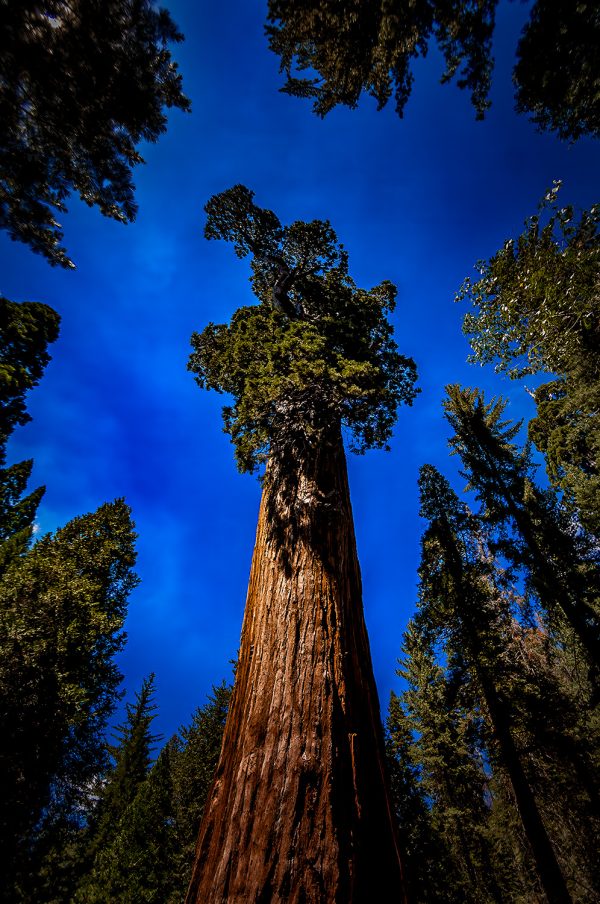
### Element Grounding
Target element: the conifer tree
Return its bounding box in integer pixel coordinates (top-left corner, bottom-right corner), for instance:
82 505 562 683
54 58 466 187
0 296 60 572
458 187 599 537
0 0 190 266
266 1 600 139
443 384 600 671
185 185 418 902
169 682 232 898
79 674 160 872
416 463 573 903
0 499 139 899
386 688 463 904
75 680 232 904
396 621 503 903
77 741 177 904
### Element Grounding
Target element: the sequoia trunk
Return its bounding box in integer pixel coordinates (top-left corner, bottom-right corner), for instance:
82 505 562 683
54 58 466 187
186 428 406 903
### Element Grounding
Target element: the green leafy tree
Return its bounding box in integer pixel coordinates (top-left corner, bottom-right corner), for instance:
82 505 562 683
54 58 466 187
415 463 573 903
458 186 599 535
186 186 417 902
0 499 139 900
0 0 190 267
266 1 600 139
443 384 600 671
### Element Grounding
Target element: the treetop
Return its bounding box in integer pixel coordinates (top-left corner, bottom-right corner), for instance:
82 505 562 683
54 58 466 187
190 185 418 472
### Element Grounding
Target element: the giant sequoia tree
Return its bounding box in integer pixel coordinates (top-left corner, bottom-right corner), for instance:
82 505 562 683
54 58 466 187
185 185 418 902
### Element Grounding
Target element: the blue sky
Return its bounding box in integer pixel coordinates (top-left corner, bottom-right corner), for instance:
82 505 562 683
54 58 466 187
1 0 597 741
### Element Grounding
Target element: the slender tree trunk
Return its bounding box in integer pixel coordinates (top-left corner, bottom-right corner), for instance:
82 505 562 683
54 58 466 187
186 427 406 903
478 671 573 904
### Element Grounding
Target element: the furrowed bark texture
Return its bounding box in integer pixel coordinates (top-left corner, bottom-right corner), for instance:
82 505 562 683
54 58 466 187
186 429 406 903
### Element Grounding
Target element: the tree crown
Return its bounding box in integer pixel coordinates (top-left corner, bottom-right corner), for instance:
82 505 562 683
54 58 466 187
189 185 418 473
0 0 190 267
266 0 496 119
458 184 599 380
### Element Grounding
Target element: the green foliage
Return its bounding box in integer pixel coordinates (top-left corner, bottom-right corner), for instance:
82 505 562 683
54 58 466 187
458 186 599 379
0 297 60 573
0 0 190 267
74 680 231 903
443 384 600 670
169 681 232 897
189 185 418 472
75 675 166 902
266 0 496 119
0 458 44 575
84 674 160 860
0 499 139 895
267 1 600 139
514 2 600 140
458 186 600 535
413 463 583 901
529 375 600 538
394 622 502 903
0 296 61 441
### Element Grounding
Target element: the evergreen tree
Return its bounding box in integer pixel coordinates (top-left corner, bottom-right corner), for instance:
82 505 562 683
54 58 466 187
0 296 60 572
513 2 600 141
416 463 574 903
169 682 232 898
87 744 177 904
458 187 599 537
185 185 418 902
0 296 60 441
80 674 160 870
0 499 139 900
266 1 600 139
397 621 503 903
75 678 175 904
75 681 232 904
443 384 600 671
0 0 190 266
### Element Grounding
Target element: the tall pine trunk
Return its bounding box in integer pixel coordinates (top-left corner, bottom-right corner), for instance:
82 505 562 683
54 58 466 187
186 427 406 903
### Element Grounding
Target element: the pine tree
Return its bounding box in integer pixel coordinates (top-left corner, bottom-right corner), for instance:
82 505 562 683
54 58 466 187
458 188 599 537
0 0 190 266
169 682 232 898
103 744 177 904
386 687 458 904
77 739 177 904
185 185 418 902
266 2 600 138
397 621 503 903
79 674 160 874
0 296 60 572
0 499 139 900
443 384 600 672
416 463 573 903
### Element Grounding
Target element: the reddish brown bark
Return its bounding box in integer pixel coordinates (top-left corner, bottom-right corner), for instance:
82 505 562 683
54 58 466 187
186 429 407 903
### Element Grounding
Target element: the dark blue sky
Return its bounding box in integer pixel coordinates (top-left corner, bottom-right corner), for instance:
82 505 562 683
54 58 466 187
1 0 597 740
